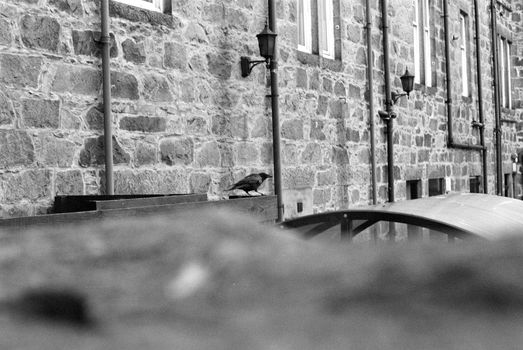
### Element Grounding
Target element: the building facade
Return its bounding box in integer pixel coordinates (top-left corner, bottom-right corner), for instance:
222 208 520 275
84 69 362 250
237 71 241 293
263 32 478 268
0 0 521 218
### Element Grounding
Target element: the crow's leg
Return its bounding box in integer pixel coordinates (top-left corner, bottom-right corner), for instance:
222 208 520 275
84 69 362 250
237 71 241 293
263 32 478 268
243 190 253 196
254 191 265 196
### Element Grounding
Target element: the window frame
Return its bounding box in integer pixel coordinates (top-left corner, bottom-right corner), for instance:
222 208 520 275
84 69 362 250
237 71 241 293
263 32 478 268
459 11 470 98
499 36 512 109
297 0 313 54
112 0 168 13
413 0 432 87
318 0 335 59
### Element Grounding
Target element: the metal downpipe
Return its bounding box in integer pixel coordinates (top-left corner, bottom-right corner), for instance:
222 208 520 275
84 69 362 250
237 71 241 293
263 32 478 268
366 0 377 205
380 0 394 203
268 0 283 222
101 0 114 195
474 0 488 194
490 0 503 195
442 0 454 146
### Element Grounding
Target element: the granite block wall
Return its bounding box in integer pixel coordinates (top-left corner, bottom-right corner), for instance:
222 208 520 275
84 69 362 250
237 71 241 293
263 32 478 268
0 0 521 218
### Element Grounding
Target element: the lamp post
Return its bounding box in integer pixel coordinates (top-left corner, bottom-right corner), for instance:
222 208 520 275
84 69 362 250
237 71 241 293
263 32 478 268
240 17 283 223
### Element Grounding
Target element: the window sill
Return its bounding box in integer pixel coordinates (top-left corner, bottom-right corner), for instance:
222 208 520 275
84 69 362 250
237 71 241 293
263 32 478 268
296 50 342 72
109 1 179 27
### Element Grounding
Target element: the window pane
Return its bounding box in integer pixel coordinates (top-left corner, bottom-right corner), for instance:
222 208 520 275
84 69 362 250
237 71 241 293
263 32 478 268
460 13 469 97
297 0 312 52
318 0 334 59
413 0 421 83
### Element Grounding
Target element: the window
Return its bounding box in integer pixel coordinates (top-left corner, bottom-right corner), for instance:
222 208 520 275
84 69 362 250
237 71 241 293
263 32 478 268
413 0 432 86
428 178 444 196
499 36 512 108
297 0 337 60
406 180 422 200
469 176 482 193
460 12 470 97
113 0 170 13
298 0 312 53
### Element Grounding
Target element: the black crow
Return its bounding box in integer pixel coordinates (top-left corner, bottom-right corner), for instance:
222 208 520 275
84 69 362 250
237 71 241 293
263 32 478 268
227 172 272 196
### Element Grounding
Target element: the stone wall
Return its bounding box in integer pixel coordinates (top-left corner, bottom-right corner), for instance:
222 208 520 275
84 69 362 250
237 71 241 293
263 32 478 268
0 0 521 218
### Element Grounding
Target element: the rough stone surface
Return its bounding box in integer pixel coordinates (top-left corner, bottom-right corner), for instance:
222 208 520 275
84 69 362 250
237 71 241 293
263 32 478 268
0 17 12 45
0 90 15 125
120 116 166 133
142 73 173 102
160 138 194 166
190 172 211 193
79 136 130 167
51 65 101 96
55 170 84 195
20 15 60 51
0 130 34 168
164 42 187 71
0 54 42 88
4 169 51 201
72 30 117 57
35 133 76 168
122 38 146 64
0 0 520 216
21 98 60 128
111 71 139 100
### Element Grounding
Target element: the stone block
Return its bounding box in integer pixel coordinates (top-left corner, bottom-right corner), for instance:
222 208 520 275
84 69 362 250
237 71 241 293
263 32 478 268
334 81 346 97
190 173 211 194
72 30 117 57
346 128 360 142
0 17 12 45
134 141 157 166
111 71 139 100
301 143 322 164
122 39 146 64
4 169 51 201
282 167 315 189
157 169 189 193
281 119 303 140
197 141 221 167
310 119 326 140
51 65 101 96
164 42 187 71
85 105 103 130
20 15 60 52
0 90 15 125
296 67 308 89
332 146 349 164
184 22 208 43
55 170 84 195
328 99 345 119
110 169 159 194
21 98 60 128
79 136 130 167
0 54 42 88
35 133 76 168
187 116 208 135
143 73 173 102
219 142 235 167
317 169 335 186
120 116 166 133
206 53 232 79
49 0 84 15
282 143 300 165
236 142 258 165
0 130 34 168
160 137 194 166
212 114 248 139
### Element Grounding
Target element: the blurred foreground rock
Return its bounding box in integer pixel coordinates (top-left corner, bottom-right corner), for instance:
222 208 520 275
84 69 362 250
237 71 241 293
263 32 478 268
1 210 523 349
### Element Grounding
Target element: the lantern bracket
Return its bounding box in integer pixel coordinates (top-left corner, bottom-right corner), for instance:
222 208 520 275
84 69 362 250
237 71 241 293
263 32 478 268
240 56 269 77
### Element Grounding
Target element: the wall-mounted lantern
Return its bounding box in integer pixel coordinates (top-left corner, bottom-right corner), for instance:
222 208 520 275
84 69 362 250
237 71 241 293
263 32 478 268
391 69 415 104
240 24 277 77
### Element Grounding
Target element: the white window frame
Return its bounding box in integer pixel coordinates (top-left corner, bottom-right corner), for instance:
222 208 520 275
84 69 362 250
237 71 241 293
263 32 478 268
297 0 312 53
460 12 469 97
413 0 421 84
422 0 431 87
413 0 431 86
113 0 167 13
318 0 335 59
500 37 512 108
